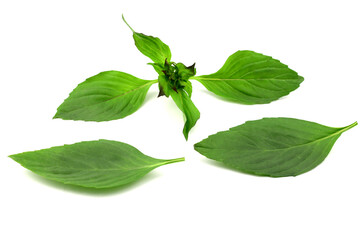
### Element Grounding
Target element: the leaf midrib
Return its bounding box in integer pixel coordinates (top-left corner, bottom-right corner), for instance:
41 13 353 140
58 80 157 115
22 162 164 172
192 77 300 82
198 122 357 152
106 80 157 101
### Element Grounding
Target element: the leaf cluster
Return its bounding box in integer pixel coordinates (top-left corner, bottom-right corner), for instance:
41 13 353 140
8 16 357 190
54 15 303 140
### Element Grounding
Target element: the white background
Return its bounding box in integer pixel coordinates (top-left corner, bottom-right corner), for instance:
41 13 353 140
1 0 359 239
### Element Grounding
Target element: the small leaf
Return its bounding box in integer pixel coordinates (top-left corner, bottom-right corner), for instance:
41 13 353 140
9 140 184 188
54 71 157 121
170 89 200 140
194 118 357 177
192 51 303 104
183 80 193 98
175 62 196 81
158 75 171 97
122 15 171 64
148 62 164 75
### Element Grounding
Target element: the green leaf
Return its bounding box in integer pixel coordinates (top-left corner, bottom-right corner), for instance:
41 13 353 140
170 89 200 140
194 118 357 177
122 15 171 64
148 62 164 75
156 61 196 98
54 71 157 121
158 75 171 97
9 140 184 188
175 62 196 82
183 80 193 98
192 51 303 104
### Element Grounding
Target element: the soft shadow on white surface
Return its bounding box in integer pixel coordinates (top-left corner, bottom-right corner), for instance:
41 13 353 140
26 171 161 196
142 88 157 105
199 89 234 103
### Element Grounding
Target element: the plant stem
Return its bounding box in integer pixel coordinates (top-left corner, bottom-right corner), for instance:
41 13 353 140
122 14 135 32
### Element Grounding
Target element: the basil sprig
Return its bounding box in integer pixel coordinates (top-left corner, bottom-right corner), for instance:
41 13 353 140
10 140 184 188
195 118 357 177
54 15 303 140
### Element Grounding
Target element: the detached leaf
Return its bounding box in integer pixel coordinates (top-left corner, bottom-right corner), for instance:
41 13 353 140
54 71 156 121
170 89 200 140
193 51 303 104
9 140 184 188
122 15 171 64
195 118 357 177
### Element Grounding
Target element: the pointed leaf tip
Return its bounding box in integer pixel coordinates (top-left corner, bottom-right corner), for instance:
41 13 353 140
170 89 200 140
122 14 135 32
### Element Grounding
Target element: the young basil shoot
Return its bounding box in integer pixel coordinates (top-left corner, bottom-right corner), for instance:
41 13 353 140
53 15 303 140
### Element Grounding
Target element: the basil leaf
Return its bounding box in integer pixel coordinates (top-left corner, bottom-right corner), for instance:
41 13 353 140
122 15 171 64
170 89 200 140
54 71 156 121
195 118 357 177
9 140 184 188
158 75 171 97
175 62 196 81
192 51 303 104
183 80 192 98
148 62 164 75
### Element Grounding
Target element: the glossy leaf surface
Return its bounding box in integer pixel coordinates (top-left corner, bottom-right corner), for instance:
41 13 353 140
170 89 200 140
10 140 184 188
54 71 156 121
195 118 357 177
193 51 303 104
123 15 171 64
